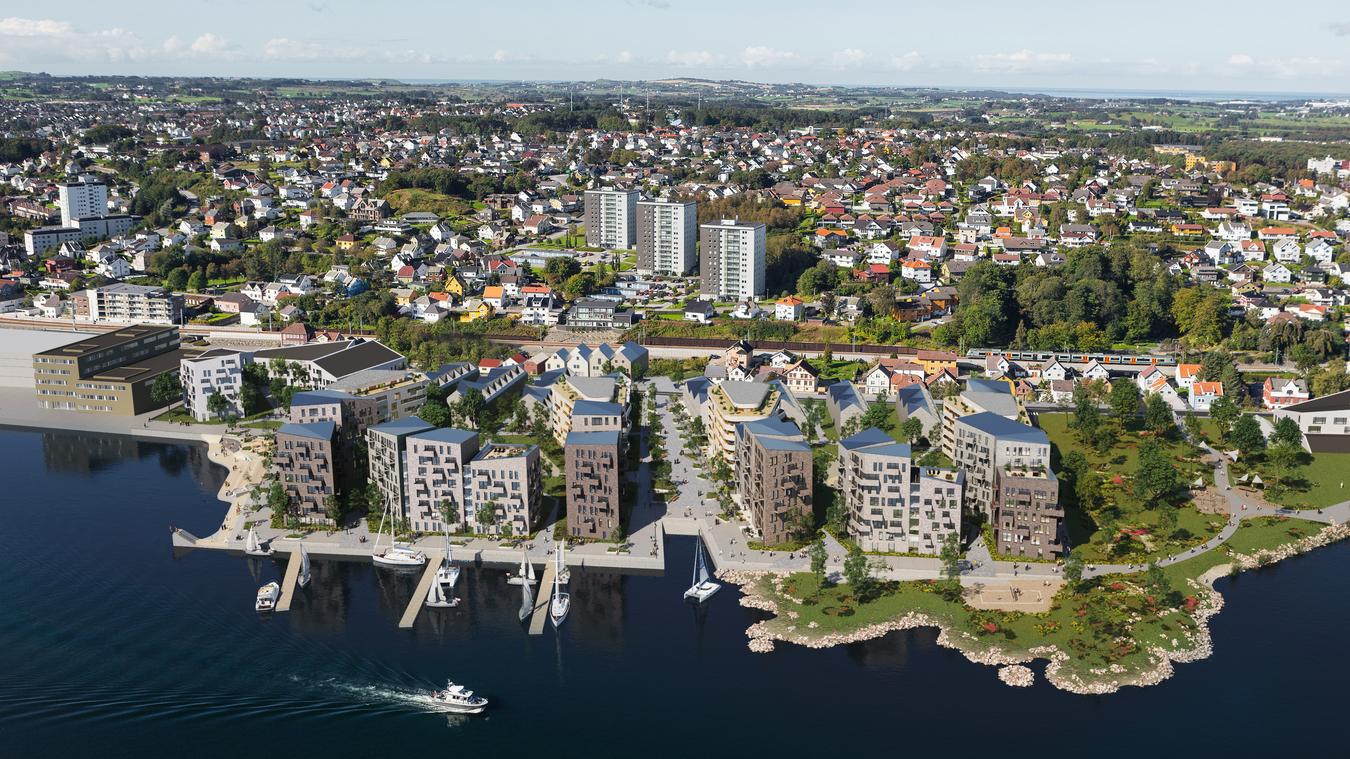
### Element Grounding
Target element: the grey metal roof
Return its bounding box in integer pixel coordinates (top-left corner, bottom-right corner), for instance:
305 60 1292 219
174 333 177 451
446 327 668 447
370 417 436 436
958 411 1047 444
565 430 621 447
409 427 478 445
720 380 770 409
572 399 623 417
277 420 335 441
290 389 351 406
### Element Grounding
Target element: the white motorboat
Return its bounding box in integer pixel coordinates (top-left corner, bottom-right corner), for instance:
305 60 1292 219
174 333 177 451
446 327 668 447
244 527 273 557
549 544 570 628
427 681 487 714
684 535 721 603
297 544 311 589
425 575 460 608
373 542 427 568
506 546 536 585
255 581 280 612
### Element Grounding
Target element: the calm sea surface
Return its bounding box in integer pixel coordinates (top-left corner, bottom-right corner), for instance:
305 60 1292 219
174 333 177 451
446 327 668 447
1 427 1345 757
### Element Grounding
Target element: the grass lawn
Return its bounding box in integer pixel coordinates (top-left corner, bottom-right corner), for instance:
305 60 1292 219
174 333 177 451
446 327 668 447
1038 413 1221 563
757 515 1329 685
1246 450 1350 510
382 188 473 218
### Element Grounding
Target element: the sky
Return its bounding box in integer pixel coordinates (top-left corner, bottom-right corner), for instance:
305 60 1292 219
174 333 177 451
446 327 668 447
3 1 1350 95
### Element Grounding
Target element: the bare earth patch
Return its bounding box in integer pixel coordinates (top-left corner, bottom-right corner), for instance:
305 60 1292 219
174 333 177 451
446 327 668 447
964 579 1063 612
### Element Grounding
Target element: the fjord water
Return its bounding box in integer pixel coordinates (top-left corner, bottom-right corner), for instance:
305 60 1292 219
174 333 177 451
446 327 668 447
1 427 1346 757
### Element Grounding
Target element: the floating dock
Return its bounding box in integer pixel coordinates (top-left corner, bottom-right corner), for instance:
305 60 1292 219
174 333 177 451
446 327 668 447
275 548 304 612
527 555 556 636
399 553 445 629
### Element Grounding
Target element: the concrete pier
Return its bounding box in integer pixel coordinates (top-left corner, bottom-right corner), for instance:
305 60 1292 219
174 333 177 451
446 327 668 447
527 556 556 636
399 554 444 629
275 549 303 612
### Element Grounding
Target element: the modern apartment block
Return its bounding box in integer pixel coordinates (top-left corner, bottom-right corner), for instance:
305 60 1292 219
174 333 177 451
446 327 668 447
735 416 812 546
699 218 766 300
548 374 629 444
636 198 697 275
565 429 623 540
839 428 963 555
289 388 378 444
366 417 436 522
940 378 1022 459
993 468 1063 559
696 379 803 462
460 442 542 537
274 420 338 525
583 188 638 249
181 348 251 420
59 180 109 227
404 427 480 533
949 411 1062 557
86 283 183 325
33 324 198 415
327 368 429 423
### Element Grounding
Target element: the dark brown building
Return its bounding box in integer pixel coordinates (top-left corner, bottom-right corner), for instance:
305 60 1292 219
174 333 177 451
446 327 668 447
275 420 338 525
565 430 622 540
735 417 812 547
993 469 1063 559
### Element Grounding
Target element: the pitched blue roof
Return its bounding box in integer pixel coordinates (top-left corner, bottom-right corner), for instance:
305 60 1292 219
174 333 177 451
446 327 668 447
277 420 335 441
572 399 623 417
410 427 478 445
959 411 1046 443
290 389 351 407
565 430 621 447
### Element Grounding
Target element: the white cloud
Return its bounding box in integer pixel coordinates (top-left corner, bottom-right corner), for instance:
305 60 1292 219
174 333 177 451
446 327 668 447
831 48 867 68
666 49 721 67
1225 52 1342 77
1227 53 1254 66
741 46 797 67
973 50 1073 74
1331 21 1350 37
261 37 328 61
889 51 924 71
0 16 150 63
189 33 231 57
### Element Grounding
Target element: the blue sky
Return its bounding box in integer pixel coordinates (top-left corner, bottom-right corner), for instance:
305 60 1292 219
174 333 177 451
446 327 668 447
3 1 1349 93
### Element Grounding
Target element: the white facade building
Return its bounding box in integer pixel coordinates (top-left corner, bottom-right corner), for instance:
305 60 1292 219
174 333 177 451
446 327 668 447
699 218 766 301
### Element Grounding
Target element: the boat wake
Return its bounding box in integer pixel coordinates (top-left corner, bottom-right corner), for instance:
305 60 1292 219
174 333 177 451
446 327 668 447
294 676 449 714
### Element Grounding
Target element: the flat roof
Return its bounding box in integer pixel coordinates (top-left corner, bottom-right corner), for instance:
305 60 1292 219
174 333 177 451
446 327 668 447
92 346 200 383
277 420 336 441
0 327 95 358
566 430 621 447
409 427 478 445
35 324 175 358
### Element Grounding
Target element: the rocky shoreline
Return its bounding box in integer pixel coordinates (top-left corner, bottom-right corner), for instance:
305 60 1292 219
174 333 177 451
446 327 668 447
718 521 1348 694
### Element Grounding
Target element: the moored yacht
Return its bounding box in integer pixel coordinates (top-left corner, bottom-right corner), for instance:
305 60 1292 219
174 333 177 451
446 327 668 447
373 542 427 569
255 581 280 612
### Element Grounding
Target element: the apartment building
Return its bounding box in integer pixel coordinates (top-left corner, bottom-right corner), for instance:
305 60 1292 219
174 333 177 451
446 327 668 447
636 198 697 275
565 429 623 540
274 420 338 525
993 468 1063 559
33 324 198 415
461 443 542 537
327 368 429 423
367 417 436 521
181 348 250 420
289 388 378 443
949 411 1062 556
839 427 963 554
547 374 629 443
59 180 108 227
940 378 1022 459
700 218 766 300
697 379 803 462
735 416 812 546
583 188 638 249
86 283 183 325
404 427 481 533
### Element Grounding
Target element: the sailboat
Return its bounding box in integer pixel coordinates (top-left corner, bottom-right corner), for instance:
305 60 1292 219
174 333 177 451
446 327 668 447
371 503 426 569
556 538 570 585
506 546 536 586
684 536 721 602
244 527 273 557
549 544 570 628
436 533 461 591
297 544 311 589
518 570 535 622
426 574 460 608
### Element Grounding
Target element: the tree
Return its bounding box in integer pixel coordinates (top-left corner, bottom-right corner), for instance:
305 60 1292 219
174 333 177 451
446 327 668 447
455 389 486 429
240 383 263 416
165 267 190 291
206 391 229 420
324 495 344 527
940 532 963 581
900 416 924 445
187 269 207 292
150 372 182 408
1311 363 1350 397
809 540 828 590
1229 414 1265 455
1062 553 1084 590
476 501 499 531
860 401 895 432
1209 396 1240 439
418 398 451 427
1143 393 1174 436
1183 412 1203 441
1071 393 1101 439
842 544 871 599
1271 416 1303 449
1144 560 1177 606
1108 379 1141 424
1135 439 1179 504
1266 441 1303 490
267 480 289 518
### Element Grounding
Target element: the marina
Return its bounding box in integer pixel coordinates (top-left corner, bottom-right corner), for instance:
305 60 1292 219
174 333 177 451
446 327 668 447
400 554 446 629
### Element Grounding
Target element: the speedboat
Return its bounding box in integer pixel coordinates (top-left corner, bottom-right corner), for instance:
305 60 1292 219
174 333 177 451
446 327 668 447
255 581 280 612
428 681 488 714
373 542 426 569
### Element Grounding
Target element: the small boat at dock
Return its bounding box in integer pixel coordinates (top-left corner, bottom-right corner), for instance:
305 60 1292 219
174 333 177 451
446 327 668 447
684 535 721 603
255 581 280 612
244 527 273 557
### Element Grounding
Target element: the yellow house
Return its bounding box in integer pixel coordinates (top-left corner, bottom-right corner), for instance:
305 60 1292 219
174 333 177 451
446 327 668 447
915 349 959 376
444 274 465 297
458 299 493 323
335 234 357 251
